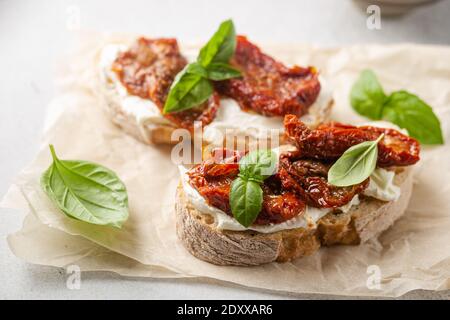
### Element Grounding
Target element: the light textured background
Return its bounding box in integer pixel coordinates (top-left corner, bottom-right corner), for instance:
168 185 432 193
1 0 449 300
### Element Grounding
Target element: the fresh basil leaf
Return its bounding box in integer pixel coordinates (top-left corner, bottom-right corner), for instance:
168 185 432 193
229 149 277 228
206 62 241 81
186 61 241 81
229 177 263 228
40 145 129 228
163 66 213 113
164 19 238 114
198 19 236 67
350 69 387 120
328 134 384 187
382 90 444 145
351 69 444 145
239 149 277 182
185 62 208 78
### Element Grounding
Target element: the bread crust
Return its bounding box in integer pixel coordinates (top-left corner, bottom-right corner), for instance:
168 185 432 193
176 167 413 266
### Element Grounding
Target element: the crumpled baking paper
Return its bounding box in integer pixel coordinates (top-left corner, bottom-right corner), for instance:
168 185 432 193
2 33 450 297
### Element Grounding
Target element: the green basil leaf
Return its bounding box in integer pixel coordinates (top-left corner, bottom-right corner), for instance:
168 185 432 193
198 19 236 67
163 66 213 113
40 145 129 228
187 61 241 81
229 149 277 227
328 134 384 187
350 69 387 120
185 62 208 78
229 177 263 228
164 19 238 113
205 62 241 81
382 90 444 145
239 149 277 182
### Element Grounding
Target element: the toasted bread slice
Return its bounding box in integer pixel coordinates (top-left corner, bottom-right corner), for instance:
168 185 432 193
175 167 412 266
97 43 333 145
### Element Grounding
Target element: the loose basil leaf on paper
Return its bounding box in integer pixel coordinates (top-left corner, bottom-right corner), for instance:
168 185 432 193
198 19 236 67
350 69 444 145
40 145 129 228
382 90 444 145
206 62 241 81
328 134 384 187
350 69 387 120
163 67 213 114
229 177 263 228
238 149 277 182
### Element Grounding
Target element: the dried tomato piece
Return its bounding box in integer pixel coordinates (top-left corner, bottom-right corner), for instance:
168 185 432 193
278 152 368 208
112 38 186 101
258 176 306 225
187 148 306 225
189 148 241 181
112 37 219 130
216 36 321 117
284 115 420 167
359 125 421 167
193 177 235 214
188 156 238 214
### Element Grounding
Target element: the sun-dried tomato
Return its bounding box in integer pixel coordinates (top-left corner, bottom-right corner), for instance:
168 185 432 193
258 176 306 224
284 115 420 167
188 148 241 183
215 36 321 117
112 37 219 130
278 152 368 208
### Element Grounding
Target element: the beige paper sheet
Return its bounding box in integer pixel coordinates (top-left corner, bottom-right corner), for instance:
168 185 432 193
3 33 450 297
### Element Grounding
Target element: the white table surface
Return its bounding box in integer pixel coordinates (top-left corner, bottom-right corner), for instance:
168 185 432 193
1 0 449 300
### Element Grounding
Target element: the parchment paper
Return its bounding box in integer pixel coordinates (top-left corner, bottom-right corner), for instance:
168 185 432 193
2 33 450 297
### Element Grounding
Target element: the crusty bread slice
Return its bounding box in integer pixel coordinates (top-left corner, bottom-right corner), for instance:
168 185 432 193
175 167 413 266
97 45 334 145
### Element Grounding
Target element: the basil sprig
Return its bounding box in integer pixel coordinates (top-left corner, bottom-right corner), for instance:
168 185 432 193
163 19 241 114
328 134 384 187
350 69 444 145
382 91 443 145
41 145 129 228
198 19 237 66
229 150 277 227
350 70 387 120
